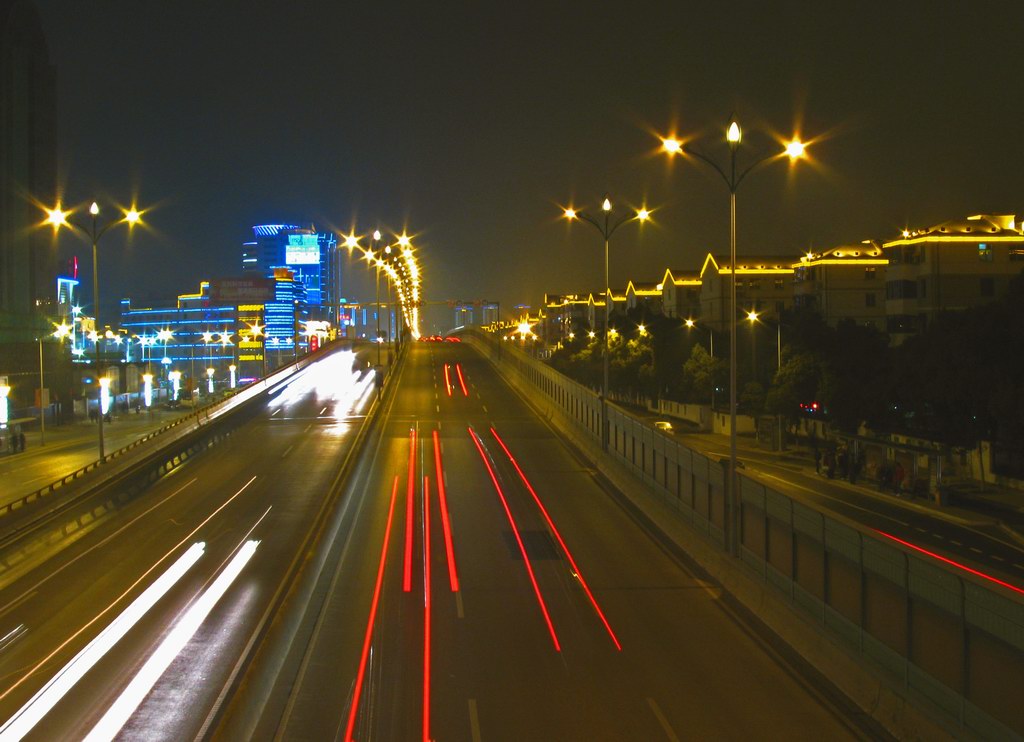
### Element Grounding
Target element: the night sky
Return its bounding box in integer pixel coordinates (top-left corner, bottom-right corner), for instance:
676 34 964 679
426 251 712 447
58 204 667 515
35 1 1024 330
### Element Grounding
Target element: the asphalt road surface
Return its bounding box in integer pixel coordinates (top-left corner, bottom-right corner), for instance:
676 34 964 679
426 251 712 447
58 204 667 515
0 347 375 740
260 341 872 741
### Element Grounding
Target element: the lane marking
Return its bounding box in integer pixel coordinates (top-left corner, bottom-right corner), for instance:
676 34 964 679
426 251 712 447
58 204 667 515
343 477 400 742
759 472 910 526
482 405 488 413
950 539 962 546
970 547 983 554
468 427 560 651
1015 564 1024 571
646 698 680 742
281 444 294 459
85 540 260 741
490 426 621 650
468 699 482 742
992 554 1006 562
319 406 328 416
304 423 313 433
0 477 199 619
271 409 281 416
436 405 440 413
873 529 1024 596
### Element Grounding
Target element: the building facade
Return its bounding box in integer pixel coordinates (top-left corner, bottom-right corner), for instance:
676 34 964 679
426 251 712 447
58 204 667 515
792 242 887 330
242 224 339 322
881 214 1024 343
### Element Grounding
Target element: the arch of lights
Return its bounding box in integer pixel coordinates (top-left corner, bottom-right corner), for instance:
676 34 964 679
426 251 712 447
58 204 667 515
343 231 422 340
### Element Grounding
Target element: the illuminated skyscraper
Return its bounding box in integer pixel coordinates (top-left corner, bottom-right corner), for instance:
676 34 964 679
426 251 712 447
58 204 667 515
241 224 339 321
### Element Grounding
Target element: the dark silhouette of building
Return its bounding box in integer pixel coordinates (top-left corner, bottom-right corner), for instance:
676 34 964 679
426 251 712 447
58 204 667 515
1 0 56 344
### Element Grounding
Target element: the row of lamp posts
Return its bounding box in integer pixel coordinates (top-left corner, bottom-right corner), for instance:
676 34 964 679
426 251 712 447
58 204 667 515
564 117 808 556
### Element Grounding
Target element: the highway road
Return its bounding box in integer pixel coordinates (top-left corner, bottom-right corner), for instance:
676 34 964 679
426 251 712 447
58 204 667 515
0 346 376 740
257 340 874 741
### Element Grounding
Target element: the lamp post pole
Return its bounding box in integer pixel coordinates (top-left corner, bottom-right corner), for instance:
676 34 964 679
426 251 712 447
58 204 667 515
38 337 45 445
562 198 649 451
662 122 807 556
45 201 141 462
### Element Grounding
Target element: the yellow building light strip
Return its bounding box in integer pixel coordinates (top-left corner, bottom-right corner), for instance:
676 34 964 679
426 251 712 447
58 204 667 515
884 235 1024 247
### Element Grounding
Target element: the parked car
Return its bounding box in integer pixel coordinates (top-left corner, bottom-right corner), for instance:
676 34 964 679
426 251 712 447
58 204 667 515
654 420 673 432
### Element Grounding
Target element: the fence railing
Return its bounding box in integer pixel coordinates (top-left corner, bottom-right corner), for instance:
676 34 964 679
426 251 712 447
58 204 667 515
469 329 1024 738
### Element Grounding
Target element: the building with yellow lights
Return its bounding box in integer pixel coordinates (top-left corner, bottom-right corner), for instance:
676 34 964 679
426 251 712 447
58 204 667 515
625 280 663 315
792 242 888 330
698 254 796 332
881 214 1024 343
658 268 702 319
541 293 590 344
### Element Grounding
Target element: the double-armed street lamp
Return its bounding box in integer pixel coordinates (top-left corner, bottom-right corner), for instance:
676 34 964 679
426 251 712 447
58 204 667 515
662 119 807 555
45 200 142 461
563 198 650 451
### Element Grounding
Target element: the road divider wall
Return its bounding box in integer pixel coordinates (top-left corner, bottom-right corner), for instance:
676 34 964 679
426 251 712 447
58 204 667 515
467 330 1024 739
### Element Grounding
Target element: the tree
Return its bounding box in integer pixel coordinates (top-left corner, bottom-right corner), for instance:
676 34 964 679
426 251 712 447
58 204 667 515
682 343 725 405
765 351 821 426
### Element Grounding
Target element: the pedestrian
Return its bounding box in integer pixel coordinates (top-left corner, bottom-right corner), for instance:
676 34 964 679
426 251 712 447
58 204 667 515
894 461 906 496
8 433 16 454
824 449 836 479
813 446 822 475
17 432 25 452
837 447 848 480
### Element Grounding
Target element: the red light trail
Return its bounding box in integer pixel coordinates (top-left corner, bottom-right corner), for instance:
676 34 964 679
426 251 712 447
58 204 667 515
469 427 561 651
455 363 469 396
873 528 1024 596
432 430 459 591
490 427 622 650
404 428 417 592
422 475 432 742
344 476 400 742
443 364 452 397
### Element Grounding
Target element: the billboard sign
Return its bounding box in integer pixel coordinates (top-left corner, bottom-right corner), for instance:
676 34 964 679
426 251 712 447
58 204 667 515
210 277 275 304
286 234 320 265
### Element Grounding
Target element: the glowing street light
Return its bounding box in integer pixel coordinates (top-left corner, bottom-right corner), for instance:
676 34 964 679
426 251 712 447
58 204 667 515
660 116 810 556
43 197 145 460
561 195 651 450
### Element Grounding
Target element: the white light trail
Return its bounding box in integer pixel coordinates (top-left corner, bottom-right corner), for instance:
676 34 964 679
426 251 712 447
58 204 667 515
0 543 206 742
84 540 260 742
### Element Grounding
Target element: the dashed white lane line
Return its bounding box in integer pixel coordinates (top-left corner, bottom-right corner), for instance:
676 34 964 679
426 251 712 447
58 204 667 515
319 406 328 415
271 409 281 416
992 554 1006 562
1014 564 1024 571
281 444 294 459
482 405 488 413
950 540 962 546
931 533 943 539
970 547 983 554
304 423 313 433
647 698 680 742
468 699 482 742
915 527 927 533
436 405 440 413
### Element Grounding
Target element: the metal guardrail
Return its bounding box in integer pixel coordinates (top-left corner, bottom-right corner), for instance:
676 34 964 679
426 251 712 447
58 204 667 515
468 329 1024 738
0 343 339 519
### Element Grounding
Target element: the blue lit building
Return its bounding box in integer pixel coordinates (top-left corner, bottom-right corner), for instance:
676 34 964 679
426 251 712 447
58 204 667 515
242 224 338 322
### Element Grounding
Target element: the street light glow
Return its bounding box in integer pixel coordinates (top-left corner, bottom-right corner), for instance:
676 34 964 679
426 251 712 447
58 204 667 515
747 310 759 322
89 202 100 216
785 139 806 160
46 206 68 227
602 198 612 212
661 137 682 155
563 207 577 220
684 318 696 328
372 230 382 241
637 208 650 222
727 121 742 144
124 207 141 224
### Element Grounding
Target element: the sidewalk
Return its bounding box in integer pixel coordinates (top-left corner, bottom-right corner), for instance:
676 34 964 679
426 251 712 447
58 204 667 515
0 406 194 499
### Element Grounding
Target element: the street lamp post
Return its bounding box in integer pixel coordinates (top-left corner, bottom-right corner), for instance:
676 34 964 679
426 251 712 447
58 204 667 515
663 122 806 555
563 198 650 451
45 201 141 461
371 230 382 367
